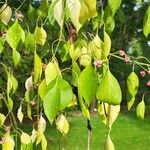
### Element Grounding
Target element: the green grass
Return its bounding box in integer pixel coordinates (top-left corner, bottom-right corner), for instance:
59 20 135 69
21 111 150 150
42 111 150 150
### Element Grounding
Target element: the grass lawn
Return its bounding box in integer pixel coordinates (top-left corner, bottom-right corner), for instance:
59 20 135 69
42 111 150 150
21 110 150 150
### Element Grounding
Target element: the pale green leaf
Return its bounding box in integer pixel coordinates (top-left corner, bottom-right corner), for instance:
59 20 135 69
17 106 24 123
31 129 37 143
0 4 12 25
143 6 150 37
7 96 13 112
96 69 122 105
34 53 42 84
136 99 145 119
45 59 60 85
103 31 111 58
38 116 46 133
12 49 20 66
79 65 98 105
43 83 60 124
104 134 115 150
54 0 64 28
0 113 6 126
66 0 82 31
38 79 47 100
6 20 25 50
56 114 69 135
21 132 31 145
25 76 33 91
58 79 73 111
107 105 120 129
34 26 47 46
41 134 47 150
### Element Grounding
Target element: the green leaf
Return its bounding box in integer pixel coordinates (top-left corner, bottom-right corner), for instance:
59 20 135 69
96 69 122 105
78 65 98 105
6 20 25 50
37 0 49 18
21 132 31 145
0 4 12 25
58 79 73 111
54 0 64 28
127 72 139 110
78 88 90 119
66 0 82 31
43 83 60 124
12 49 20 66
27 4 36 21
56 114 69 135
34 53 42 84
0 38 4 54
0 113 6 126
143 6 150 37
103 31 111 58
136 99 145 119
45 59 60 85
48 0 57 25
108 0 122 16
17 105 24 123
25 32 35 52
72 61 81 86
7 96 13 112
34 26 47 46
41 134 47 150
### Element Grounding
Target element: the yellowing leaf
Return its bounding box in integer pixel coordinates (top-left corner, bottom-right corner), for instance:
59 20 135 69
21 132 31 145
136 99 145 119
143 6 150 37
96 69 122 105
78 65 98 106
17 106 24 123
66 0 82 31
56 114 69 135
25 76 33 91
79 46 91 67
0 113 6 126
54 0 64 28
103 31 111 58
6 20 25 50
107 105 120 129
0 4 12 25
34 26 47 46
2 136 15 150
79 0 97 24
104 134 115 150
45 59 60 85
34 53 42 84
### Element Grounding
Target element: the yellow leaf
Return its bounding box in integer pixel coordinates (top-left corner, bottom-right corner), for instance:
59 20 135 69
104 134 115 150
17 106 24 123
2 136 15 150
21 132 31 145
0 113 5 126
